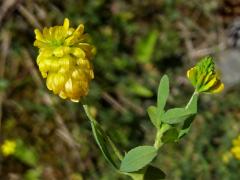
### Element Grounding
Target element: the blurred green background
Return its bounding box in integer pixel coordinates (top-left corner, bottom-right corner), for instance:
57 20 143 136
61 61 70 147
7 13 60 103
1 0 240 179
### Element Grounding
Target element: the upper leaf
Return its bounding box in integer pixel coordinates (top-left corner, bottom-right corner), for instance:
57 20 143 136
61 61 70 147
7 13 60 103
160 107 195 124
160 93 198 124
147 106 160 128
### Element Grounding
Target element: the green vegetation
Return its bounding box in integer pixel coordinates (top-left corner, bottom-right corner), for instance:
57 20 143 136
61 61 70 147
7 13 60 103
1 0 239 179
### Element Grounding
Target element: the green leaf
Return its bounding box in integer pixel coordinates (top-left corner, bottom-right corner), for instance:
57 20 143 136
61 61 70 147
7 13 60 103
147 106 160 128
186 93 198 113
14 139 38 167
157 75 169 114
135 30 158 63
161 107 194 124
120 146 157 173
147 75 170 128
91 121 119 169
160 92 198 125
144 165 166 180
162 128 178 143
178 115 196 139
83 105 122 170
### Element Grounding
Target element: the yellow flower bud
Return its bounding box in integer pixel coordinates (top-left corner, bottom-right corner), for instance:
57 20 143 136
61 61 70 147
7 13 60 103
34 18 95 102
187 57 224 94
1 140 16 156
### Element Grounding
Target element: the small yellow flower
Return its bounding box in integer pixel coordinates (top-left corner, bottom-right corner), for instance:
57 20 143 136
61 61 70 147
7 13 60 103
231 135 240 160
187 56 224 93
34 18 95 102
1 140 16 156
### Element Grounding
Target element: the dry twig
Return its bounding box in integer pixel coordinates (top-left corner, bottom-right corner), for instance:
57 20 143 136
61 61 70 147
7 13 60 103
17 4 42 29
116 90 145 116
0 0 21 27
178 22 226 60
102 92 127 113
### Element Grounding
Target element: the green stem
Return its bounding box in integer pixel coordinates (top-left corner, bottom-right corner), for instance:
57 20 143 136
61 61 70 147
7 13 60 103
153 91 198 150
154 129 163 149
153 124 171 150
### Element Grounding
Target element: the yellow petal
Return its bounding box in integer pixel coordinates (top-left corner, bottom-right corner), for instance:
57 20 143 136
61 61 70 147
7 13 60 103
46 74 54 90
34 29 44 41
199 76 217 92
71 99 80 102
187 67 197 85
208 81 224 93
59 91 67 99
70 47 86 58
76 24 84 35
63 18 70 30
202 71 213 84
65 78 73 94
53 47 64 57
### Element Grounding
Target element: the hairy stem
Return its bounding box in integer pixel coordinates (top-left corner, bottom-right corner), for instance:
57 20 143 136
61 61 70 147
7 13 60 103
153 91 198 150
154 124 171 150
154 129 163 149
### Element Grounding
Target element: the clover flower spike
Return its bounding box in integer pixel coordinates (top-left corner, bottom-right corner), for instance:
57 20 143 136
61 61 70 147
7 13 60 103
187 56 224 93
34 18 95 102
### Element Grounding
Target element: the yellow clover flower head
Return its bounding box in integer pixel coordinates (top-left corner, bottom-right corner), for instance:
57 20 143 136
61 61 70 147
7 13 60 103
1 140 16 156
231 135 240 160
187 56 224 94
34 18 95 102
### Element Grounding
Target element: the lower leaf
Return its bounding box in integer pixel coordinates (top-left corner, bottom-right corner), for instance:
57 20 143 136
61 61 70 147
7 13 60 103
84 105 122 170
120 146 157 173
